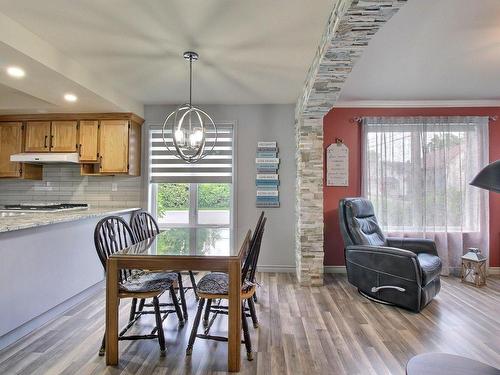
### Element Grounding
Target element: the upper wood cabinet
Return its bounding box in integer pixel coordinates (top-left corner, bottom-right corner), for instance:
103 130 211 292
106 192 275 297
99 120 129 173
25 121 77 152
0 113 143 178
0 122 42 180
51 121 77 152
25 121 51 152
0 122 23 177
78 120 99 162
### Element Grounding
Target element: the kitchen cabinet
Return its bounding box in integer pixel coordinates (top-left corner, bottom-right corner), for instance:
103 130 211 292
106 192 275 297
0 122 42 180
0 113 143 177
25 121 51 152
78 120 99 162
25 121 77 152
99 120 129 173
50 121 78 152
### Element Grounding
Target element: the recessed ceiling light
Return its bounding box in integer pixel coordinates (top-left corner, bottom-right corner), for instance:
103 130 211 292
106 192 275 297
64 93 78 102
6 66 25 78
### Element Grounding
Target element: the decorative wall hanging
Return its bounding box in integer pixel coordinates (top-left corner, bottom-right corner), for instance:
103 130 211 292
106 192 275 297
326 138 348 187
162 51 217 163
256 142 279 208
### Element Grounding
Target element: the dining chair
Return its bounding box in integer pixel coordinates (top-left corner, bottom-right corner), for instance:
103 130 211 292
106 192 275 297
94 215 183 356
249 211 264 304
130 209 197 318
186 218 266 361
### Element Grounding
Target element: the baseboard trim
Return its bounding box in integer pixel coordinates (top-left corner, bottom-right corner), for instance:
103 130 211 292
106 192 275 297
324 266 347 274
0 281 103 351
489 267 500 275
257 265 295 273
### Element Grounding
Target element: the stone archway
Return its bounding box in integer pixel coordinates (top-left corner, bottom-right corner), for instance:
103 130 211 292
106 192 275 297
295 0 407 286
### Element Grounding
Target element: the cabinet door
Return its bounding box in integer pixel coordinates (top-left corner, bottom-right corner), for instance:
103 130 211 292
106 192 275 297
99 120 129 173
25 121 51 152
51 121 78 152
78 120 99 161
0 122 23 177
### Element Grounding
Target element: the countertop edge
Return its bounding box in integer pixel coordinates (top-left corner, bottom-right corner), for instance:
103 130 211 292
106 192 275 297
0 207 141 234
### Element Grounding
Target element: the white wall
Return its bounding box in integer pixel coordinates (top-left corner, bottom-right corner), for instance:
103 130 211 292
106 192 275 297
144 104 296 270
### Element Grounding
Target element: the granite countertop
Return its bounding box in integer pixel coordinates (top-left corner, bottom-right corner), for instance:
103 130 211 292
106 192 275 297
0 207 140 233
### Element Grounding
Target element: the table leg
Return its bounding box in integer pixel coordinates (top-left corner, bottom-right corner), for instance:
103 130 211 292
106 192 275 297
228 259 242 372
106 258 119 365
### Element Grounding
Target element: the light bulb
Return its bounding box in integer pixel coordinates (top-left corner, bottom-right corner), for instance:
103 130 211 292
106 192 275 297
174 129 185 146
188 128 203 148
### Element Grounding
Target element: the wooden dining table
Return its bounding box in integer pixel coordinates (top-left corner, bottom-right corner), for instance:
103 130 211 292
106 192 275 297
105 228 245 372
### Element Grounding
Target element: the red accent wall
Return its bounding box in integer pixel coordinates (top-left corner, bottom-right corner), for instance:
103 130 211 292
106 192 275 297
323 107 500 267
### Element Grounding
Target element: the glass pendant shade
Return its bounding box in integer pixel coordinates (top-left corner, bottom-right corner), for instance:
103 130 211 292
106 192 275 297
162 52 217 163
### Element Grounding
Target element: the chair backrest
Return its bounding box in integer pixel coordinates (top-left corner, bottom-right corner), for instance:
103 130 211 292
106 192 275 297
94 215 136 283
247 216 266 283
243 217 266 285
130 210 160 241
250 211 265 248
338 198 386 247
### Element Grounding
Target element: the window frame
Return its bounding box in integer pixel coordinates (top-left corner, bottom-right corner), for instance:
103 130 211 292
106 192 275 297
147 120 237 236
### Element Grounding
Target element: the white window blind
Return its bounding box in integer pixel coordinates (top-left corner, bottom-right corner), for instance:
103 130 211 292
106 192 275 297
150 123 234 183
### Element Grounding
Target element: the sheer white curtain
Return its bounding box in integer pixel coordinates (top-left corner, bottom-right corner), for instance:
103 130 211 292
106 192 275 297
362 116 489 275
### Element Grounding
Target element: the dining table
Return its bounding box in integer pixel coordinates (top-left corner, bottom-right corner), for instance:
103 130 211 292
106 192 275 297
105 227 245 372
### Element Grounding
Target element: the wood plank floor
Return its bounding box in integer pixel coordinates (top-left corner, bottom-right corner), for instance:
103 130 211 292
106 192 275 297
0 273 499 375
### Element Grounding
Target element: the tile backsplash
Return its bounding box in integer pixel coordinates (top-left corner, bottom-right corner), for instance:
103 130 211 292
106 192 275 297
0 164 143 208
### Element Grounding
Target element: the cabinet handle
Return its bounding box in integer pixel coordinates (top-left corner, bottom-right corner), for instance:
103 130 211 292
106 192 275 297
99 155 103 169
44 135 48 148
50 135 54 149
78 144 82 157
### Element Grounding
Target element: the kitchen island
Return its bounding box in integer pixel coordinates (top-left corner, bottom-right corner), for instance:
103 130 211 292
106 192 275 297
0 207 140 350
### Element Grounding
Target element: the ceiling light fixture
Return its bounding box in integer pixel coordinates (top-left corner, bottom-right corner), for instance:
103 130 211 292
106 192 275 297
162 51 217 163
6 66 25 78
64 93 78 102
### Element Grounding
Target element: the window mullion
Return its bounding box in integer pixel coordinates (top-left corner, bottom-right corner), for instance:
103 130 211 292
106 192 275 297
190 183 198 226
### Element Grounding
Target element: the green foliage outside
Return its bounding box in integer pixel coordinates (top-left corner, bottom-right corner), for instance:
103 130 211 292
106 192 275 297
157 183 231 217
198 184 231 210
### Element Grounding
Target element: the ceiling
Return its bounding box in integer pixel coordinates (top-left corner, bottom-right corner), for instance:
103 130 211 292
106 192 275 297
337 0 500 106
0 0 332 113
2 0 500 115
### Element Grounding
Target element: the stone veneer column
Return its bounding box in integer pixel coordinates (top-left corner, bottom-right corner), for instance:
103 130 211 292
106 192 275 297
295 116 324 286
295 0 407 286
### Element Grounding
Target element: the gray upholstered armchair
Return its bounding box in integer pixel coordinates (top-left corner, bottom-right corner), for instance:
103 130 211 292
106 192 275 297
338 197 442 312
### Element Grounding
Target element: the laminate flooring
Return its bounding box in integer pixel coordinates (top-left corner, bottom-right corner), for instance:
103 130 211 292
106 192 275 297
0 273 499 375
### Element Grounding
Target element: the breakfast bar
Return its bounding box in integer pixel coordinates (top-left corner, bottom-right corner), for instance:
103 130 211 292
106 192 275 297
0 206 139 349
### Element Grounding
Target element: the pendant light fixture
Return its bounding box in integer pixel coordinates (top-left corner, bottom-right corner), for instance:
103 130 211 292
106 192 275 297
162 51 217 163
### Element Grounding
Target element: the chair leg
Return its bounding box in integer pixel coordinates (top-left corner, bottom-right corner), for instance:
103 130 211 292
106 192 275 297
138 298 146 312
128 298 138 322
152 296 166 356
99 333 105 356
177 272 188 320
247 297 259 328
203 299 212 327
241 301 253 361
186 298 205 356
169 285 185 326
189 271 199 300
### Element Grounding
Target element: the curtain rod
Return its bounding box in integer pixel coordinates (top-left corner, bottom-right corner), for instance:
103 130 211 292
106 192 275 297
349 115 498 124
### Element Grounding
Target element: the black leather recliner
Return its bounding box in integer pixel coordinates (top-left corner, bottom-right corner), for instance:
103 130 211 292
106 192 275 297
339 197 442 312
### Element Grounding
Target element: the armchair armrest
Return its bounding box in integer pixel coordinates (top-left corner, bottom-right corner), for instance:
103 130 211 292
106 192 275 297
386 237 438 256
345 245 420 283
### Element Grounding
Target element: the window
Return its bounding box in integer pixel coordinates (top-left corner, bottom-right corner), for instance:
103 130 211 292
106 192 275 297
155 182 231 228
362 116 489 233
148 123 235 249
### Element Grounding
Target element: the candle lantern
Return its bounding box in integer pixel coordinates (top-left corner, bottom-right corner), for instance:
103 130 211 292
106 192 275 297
460 248 487 287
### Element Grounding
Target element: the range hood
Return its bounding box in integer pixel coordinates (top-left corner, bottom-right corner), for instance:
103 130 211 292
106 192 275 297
10 153 80 164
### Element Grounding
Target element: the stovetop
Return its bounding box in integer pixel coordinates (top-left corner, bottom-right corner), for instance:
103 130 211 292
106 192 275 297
1 203 89 212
